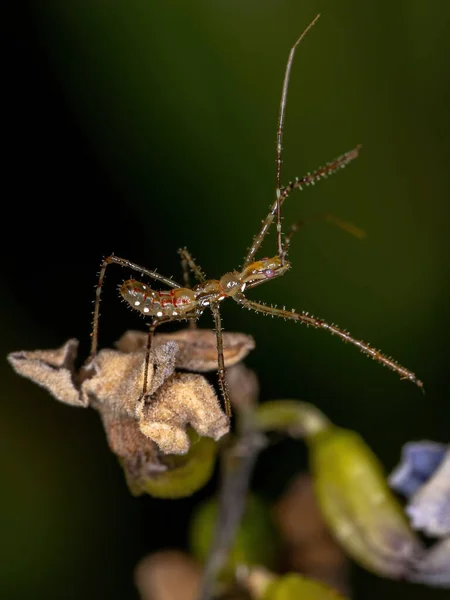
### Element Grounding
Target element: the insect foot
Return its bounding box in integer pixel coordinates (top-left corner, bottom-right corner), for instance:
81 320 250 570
8 330 254 497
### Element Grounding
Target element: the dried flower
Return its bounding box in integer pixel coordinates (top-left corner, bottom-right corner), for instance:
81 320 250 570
116 328 255 372
8 329 255 496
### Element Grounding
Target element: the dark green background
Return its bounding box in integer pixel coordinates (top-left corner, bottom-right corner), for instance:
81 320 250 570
3 1 450 598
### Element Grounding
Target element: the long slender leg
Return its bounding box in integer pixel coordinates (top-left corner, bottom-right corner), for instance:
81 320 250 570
179 249 195 330
275 14 321 263
89 254 182 362
178 247 206 330
138 313 201 417
244 146 361 267
210 304 232 418
180 253 192 289
178 247 206 283
142 316 171 397
235 295 423 389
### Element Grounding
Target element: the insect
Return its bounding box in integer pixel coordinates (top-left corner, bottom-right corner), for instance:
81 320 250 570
88 14 422 418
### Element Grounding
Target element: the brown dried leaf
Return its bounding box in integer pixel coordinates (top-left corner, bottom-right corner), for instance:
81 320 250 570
116 328 255 371
135 551 201 600
7 339 87 407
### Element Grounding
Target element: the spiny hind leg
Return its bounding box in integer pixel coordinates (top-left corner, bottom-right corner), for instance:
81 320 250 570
235 295 423 389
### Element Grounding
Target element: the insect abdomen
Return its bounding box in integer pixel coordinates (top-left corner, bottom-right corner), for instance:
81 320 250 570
120 280 160 316
120 280 196 317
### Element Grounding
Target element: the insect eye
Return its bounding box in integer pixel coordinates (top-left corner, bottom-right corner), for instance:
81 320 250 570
264 269 275 278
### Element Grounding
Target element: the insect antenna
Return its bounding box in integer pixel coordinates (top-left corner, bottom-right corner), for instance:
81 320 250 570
244 15 361 267
275 14 321 264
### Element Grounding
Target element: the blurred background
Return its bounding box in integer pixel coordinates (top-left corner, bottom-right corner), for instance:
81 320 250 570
3 1 450 598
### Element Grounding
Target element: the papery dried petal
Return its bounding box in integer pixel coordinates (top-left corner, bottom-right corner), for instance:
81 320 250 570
140 373 229 455
7 340 87 407
82 342 178 418
116 329 255 371
9 333 232 496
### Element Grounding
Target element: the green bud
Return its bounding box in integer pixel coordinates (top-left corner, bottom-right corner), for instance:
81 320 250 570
309 425 423 578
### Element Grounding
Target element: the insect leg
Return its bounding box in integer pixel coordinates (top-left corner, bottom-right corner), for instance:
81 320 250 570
138 313 201 414
89 254 182 362
210 304 232 418
235 296 423 390
142 316 171 397
178 247 206 283
275 15 321 264
244 146 360 267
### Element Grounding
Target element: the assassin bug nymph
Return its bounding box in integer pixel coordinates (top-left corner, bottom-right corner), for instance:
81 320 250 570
88 15 422 419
